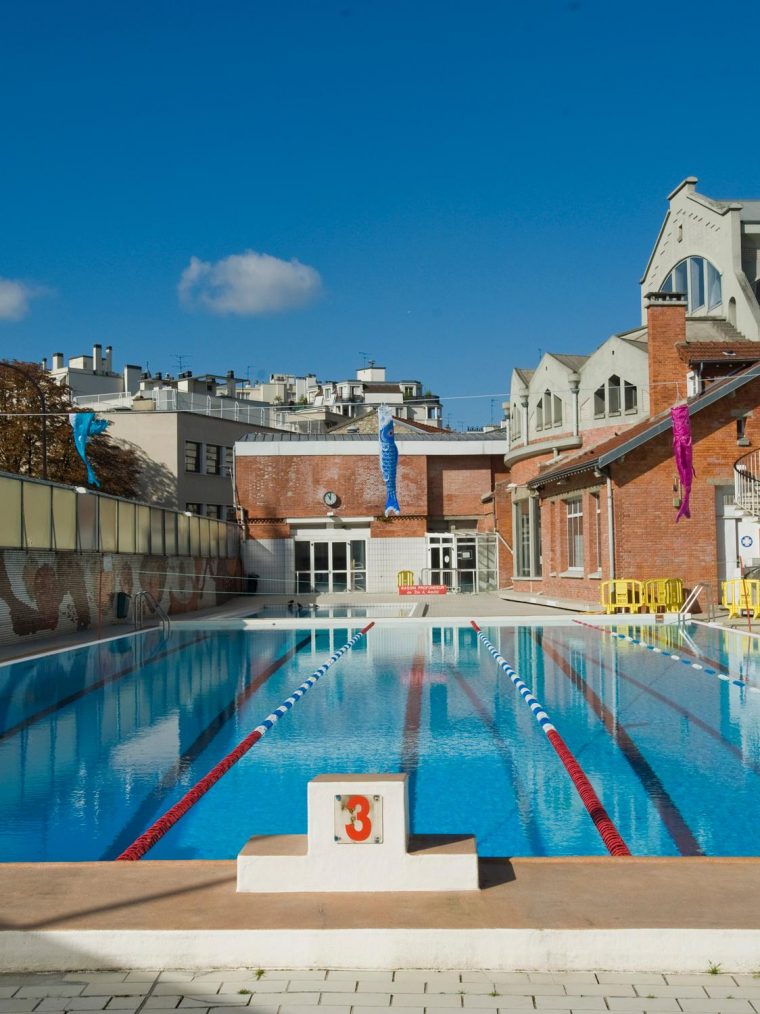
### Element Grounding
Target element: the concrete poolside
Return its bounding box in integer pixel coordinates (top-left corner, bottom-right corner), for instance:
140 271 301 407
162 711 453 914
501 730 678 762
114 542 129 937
2 857 760 972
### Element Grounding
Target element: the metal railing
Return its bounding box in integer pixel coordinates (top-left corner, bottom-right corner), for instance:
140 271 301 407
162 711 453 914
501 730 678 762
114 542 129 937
735 448 760 517
677 583 717 626
133 590 171 635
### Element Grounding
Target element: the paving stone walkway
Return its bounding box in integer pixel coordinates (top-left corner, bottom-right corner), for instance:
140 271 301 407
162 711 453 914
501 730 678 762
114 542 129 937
1 970 759 1014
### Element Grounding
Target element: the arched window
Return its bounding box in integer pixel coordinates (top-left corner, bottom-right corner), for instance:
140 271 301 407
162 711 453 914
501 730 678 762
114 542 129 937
594 377 638 418
660 256 722 312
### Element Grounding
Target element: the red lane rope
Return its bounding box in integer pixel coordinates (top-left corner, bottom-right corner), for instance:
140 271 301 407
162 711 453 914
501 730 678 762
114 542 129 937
116 622 375 861
470 620 631 857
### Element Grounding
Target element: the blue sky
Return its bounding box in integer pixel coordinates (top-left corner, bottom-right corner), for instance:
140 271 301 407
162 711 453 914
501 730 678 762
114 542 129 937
1 0 758 428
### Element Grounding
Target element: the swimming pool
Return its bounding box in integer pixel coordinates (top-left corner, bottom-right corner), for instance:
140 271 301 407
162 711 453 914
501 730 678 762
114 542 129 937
1 619 758 861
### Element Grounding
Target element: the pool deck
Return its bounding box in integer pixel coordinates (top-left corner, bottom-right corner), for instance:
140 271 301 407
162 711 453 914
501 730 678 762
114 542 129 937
2 857 760 972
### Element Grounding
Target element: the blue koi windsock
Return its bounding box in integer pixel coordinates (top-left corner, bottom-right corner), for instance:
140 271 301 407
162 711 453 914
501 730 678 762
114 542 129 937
378 404 400 516
69 412 109 487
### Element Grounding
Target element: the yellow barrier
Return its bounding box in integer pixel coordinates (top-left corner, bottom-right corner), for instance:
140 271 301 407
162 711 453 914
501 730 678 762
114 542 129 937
643 578 684 613
721 578 760 619
397 570 415 588
600 579 646 614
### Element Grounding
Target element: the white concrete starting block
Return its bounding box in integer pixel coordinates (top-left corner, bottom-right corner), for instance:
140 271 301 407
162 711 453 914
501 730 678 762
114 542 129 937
237 773 479 892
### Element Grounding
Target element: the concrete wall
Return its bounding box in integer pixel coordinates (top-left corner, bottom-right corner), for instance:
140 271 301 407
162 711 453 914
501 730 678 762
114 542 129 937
640 179 760 340
0 549 242 647
107 412 259 513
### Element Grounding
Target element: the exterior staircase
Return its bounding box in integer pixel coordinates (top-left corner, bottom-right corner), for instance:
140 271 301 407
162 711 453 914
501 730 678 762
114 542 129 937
735 448 760 518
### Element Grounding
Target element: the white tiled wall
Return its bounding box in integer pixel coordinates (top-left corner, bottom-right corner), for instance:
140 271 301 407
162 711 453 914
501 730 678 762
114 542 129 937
367 537 428 593
243 538 295 595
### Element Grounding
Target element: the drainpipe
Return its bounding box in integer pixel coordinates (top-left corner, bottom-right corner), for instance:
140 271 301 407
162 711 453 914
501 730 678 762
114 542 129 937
569 371 580 438
606 475 615 580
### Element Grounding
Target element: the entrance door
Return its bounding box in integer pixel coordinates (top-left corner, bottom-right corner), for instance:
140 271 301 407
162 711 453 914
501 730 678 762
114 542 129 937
294 538 367 593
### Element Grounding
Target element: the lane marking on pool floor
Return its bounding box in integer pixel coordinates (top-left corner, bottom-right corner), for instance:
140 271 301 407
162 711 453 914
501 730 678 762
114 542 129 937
573 619 757 691
116 623 375 861
399 639 427 795
470 621 630 857
102 632 313 860
450 664 546 854
535 629 704 857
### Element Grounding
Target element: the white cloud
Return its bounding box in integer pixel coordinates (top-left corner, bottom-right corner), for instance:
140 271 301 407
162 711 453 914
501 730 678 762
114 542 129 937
0 277 48 321
178 250 323 316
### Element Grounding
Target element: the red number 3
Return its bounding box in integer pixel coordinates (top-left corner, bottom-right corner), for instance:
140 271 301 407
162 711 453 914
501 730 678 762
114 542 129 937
345 794 372 842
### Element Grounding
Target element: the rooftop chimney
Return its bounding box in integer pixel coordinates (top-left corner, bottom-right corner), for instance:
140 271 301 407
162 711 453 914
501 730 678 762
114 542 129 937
104 345 113 373
93 343 103 373
226 369 236 398
646 291 687 416
52 352 64 370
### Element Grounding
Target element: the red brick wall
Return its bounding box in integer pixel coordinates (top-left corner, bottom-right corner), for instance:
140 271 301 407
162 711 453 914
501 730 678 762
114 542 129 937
426 456 503 518
235 453 428 523
236 451 505 537
612 382 760 590
647 298 687 415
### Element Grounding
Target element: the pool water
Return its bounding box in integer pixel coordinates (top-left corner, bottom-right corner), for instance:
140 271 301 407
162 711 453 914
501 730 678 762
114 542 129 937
1 620 758 861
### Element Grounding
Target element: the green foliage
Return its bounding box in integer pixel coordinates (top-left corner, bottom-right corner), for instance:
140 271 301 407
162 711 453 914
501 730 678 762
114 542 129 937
0 360 142 497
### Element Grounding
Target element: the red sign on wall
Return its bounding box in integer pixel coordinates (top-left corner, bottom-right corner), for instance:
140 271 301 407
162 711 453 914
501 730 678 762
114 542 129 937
398 585 448 595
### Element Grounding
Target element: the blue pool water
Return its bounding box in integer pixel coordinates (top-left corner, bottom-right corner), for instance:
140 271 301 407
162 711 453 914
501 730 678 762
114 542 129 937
1 620 759 861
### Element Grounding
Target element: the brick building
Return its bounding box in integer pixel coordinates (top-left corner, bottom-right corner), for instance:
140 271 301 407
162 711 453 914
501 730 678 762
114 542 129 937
234 419 507 594
509 295 760 607
498 177 760 607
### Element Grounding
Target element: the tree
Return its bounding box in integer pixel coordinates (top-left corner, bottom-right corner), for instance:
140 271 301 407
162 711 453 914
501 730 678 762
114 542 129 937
0 360 143 497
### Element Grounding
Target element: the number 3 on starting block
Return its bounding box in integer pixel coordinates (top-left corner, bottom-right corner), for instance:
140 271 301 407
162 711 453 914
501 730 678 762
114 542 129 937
334 793 383 844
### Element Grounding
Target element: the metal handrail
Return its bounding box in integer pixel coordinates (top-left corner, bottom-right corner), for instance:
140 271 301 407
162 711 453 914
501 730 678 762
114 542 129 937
677 583 718 626
734 448 760 516
133 590 171 635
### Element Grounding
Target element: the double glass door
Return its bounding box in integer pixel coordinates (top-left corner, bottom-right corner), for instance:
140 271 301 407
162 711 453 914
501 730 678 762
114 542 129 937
427 533 497 592
295 538 367 593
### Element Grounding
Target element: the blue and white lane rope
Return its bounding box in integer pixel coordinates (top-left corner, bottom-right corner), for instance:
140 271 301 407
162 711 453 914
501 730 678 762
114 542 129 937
118 622 375 861
573 619 757 692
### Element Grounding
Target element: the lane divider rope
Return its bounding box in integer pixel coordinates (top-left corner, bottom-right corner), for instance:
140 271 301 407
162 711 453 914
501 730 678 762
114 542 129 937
116 622 375 861
572 619 756 691
470 621 631 857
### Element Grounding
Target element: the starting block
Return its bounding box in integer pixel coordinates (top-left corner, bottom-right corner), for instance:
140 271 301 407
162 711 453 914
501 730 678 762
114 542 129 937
237 773 479 892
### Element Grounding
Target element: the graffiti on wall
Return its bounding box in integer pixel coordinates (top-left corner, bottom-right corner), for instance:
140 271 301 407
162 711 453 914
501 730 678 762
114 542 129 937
0 551 242 644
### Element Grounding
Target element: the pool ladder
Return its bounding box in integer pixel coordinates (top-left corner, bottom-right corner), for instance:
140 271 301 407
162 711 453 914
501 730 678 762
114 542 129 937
133 590 171 636
677 583 717 627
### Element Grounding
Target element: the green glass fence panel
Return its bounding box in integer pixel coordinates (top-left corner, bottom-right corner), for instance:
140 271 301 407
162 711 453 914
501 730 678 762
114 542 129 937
52 487 76 551
77 491 98 551
136 506 151 553
0 476 22 548
177 512 190 556
23 481 52 549
209 520 219 558
164 512 177 557
99 497 118 552
199 517 210 557
118 501 136 554
150 508 165 556
189 515 201 556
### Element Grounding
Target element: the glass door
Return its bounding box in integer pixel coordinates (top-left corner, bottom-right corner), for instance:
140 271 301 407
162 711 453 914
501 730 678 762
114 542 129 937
294 537 367 593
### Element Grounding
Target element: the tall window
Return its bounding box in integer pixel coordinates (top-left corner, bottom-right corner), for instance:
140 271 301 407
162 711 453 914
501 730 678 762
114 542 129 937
553 394 562 427
206 444 221 475
566 498 583 571
517 500 531 576
224 447 233 477
594 385 605 418
591 493 602 574
184 441 201 473
624 381 638 413
660 256 722 311
536 398 544 430
608 375 621 415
